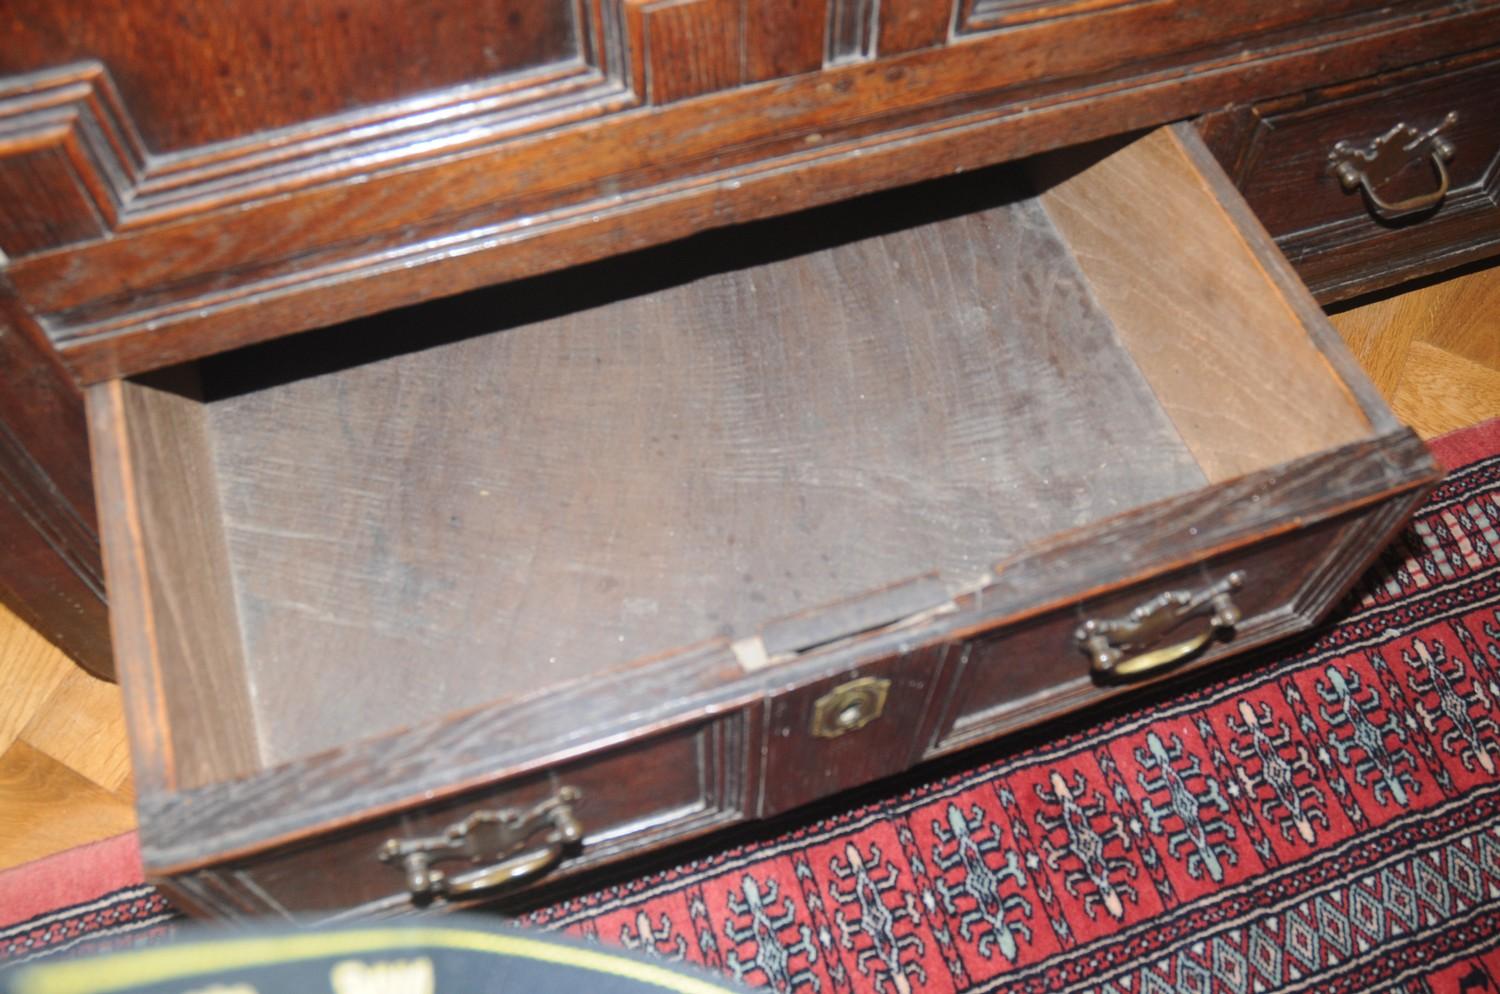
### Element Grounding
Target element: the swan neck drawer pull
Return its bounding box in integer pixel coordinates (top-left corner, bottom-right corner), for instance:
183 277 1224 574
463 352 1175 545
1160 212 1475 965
1329 112 1458 220
1076 571 1246 681
379 786 583 901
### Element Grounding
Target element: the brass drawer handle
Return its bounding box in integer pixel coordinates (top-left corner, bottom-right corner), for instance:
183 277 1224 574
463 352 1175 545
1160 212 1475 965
1076 571 1245 681
378 786 582 901
1329 112 1458 220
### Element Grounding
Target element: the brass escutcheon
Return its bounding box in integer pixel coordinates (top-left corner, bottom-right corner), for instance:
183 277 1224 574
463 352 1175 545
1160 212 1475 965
811 676 891 738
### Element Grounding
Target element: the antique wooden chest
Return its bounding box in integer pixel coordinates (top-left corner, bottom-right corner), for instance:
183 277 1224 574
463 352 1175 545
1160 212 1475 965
85 125 1438 917
4 1 1496 687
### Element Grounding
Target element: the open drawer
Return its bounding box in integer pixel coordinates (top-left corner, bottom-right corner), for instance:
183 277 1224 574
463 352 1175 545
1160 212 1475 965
89 125 1438 919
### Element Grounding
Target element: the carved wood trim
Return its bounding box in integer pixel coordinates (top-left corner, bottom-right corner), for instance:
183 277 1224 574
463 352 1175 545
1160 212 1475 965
827 0 880 64
0 2 643 251
133 64 634 225
131 431 1435 873
958 0 1141 35
0 64 145 259
4 2 1497 380
0 422 103 599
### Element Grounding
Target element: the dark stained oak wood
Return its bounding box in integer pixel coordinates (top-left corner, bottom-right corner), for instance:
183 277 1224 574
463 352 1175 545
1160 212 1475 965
2 2 1497 382
1197 45 1500 302
930 492 1425 756
759 647 946 818
0 433 111 680
0 3 1485 700
129 431 1436 890
0 287 110 679
180 712 759 918
77 131 1439 916
0 0 581 153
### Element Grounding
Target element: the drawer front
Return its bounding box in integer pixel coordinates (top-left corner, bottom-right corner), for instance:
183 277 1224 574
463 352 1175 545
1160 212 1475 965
1198 50 1500 302
759 647 946 817
163 712 757 919
927 496 1419 758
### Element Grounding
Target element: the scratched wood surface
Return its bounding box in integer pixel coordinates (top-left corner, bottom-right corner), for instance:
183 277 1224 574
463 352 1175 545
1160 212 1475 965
199 175 1207 766
4 210 1494 880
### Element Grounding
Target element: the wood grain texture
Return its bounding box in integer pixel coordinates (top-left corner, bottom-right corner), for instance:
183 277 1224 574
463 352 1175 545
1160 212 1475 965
627 0 742 103
221 712 755 916
1198 47 1500 302
0 604 73 754
759 647 945 816
745 0 825 81
0 287 111 678
9 2 1499 381
877 0 951 56
1166 124 1402 439
1037 126 1372 481
933 504 1390 756
1327 258 1500 437
1327 297 1421 400
95 133 1435 896
1402 270 1500 371
0 742 134 870
90 375 260 791
1391 343 1500 440
0 138 108 257
20 666 134 798
0 64 141 261
133 431 1434 877
0 0 581 153
200 175 1203 765
0 599 132 873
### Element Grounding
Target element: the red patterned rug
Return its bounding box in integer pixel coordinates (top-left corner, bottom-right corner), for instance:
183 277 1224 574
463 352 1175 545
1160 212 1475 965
6 418 1500 993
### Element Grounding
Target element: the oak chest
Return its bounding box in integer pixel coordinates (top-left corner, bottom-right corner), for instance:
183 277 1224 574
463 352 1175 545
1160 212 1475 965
88 126 1438 918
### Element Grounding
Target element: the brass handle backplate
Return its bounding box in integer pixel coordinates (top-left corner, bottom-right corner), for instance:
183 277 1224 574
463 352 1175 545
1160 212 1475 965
379 787 583 902
1076 571 1245 682
1328 112 1458 220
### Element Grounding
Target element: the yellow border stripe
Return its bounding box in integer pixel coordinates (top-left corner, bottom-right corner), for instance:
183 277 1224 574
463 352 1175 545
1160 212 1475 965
14 927 742 994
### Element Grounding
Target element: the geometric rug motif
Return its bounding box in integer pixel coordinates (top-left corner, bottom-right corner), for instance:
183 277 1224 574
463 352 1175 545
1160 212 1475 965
525 420 1500 994
4 419 1500 991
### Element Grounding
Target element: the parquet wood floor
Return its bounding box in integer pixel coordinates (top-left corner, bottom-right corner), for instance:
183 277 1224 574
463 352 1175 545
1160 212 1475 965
0 263 1495 874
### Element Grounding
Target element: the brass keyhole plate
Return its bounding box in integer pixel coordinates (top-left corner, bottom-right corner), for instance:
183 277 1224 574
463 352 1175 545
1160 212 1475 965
810 677 891 738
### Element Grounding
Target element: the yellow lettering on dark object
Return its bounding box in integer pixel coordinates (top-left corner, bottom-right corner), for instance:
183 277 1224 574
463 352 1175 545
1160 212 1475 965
329 958 435 994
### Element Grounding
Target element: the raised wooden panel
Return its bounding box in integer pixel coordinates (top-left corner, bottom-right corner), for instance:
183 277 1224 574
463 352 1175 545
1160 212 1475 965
746 1 826 82
878 0 952 56
166 712 757 917
759 648 946 817
0 65 142 260
0 0 584 154
928 494 1422 758
1198 49 1500 302
623 0 743 103
959 0 1135 34
3 2 1497 384
0 139 106 257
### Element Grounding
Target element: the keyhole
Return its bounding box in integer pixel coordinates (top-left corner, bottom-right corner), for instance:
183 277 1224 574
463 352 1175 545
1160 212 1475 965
836 701 866 728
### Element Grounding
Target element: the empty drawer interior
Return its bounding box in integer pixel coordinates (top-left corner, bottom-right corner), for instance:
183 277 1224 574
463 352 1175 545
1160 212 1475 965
91 128 1378 790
